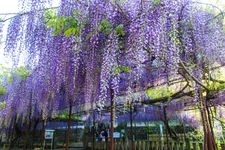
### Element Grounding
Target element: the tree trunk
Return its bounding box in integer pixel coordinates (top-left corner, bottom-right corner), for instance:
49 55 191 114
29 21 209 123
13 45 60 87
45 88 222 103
41 119 47 149
24 117 32 149
9 116 17 149
110 88 114 150
198 88 216 150
65 101 72 150
31 119 39 149
162 106 178 141
130 103 134 150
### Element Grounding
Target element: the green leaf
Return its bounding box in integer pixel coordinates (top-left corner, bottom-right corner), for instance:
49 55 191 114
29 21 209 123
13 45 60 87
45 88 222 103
0 84 6 95
45 12 81 36
64 28 74 36
153 0 161 6
120 66 132 72
64 27 80 36
15 66 30 79
115 24 125 36
113 65 132 75
0 101 6 109
44 10 54 20
46 21 55 27
99 19 112 34
65 17 78 28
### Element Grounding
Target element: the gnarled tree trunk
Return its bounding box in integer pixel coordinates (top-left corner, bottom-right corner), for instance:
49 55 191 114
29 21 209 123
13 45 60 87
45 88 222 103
199 88 216 150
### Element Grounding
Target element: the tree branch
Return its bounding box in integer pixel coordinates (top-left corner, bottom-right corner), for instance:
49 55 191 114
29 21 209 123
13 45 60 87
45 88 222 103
0 6 59 22
193 1 224 15
142 83 191 105
179 60 210 91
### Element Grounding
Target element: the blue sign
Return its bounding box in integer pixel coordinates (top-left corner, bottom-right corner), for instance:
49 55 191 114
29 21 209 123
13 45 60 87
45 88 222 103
113 132 120 138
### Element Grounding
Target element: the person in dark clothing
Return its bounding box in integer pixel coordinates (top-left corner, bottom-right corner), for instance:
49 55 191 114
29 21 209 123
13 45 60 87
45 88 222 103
103 130 108 142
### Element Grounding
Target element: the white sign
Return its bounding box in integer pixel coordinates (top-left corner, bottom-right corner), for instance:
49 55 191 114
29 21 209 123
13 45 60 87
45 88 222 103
45 130 55 140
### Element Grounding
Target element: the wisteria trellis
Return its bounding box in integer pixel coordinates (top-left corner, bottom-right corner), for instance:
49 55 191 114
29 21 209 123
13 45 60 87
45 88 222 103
0 0 225 149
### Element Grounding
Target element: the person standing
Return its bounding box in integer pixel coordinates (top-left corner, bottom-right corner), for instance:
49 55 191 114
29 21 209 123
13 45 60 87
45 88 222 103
103 130 108 142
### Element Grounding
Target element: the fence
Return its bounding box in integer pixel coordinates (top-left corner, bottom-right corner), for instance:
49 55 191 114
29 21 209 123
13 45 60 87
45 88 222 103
2 138 225 149
92 140 225 150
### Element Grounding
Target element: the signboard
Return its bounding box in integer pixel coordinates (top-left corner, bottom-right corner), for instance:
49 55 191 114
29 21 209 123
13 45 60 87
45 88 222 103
45 130 55 140
1 133 7 142
113 132 120 138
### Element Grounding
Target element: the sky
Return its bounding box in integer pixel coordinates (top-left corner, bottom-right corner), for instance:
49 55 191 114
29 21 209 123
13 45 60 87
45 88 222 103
0 0 224 68
0 0 59 68
0 0 18 68
0 0 18 14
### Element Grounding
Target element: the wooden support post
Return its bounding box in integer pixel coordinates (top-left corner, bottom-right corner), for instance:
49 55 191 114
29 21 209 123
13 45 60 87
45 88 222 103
156 141 159 150
135 141 138 150
139 141 142 150
152 141 156 150
142 141 145 150
146 141 149 150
